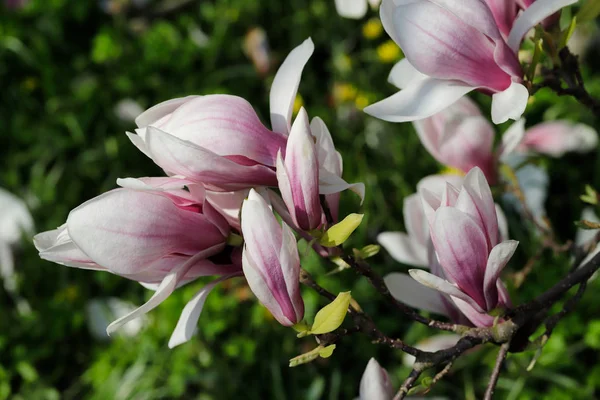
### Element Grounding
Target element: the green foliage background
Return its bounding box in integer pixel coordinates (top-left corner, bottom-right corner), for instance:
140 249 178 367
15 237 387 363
1 0 599 399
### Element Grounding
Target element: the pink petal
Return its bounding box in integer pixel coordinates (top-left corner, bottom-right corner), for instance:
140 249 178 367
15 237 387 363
459 167 500 246
483 240 518 309
430 207 489 308
241 190 302 325
390 1 512 90
152 95 286 167
484 0 519 38
280 108 322 231
145 126 277 190
438 116 495 178
67 189 226 276
34 225 104 271
520 122 598 157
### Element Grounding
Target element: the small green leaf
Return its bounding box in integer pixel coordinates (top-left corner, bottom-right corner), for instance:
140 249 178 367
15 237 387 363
309 291 351 335
289 345 337 367
319 214 364 247
581 185 598 205
575 0 600 24
574 220 600 230
289 347 320 367
559 16 577 49
325 256 351 275
353 244 380 260
318 344 336 358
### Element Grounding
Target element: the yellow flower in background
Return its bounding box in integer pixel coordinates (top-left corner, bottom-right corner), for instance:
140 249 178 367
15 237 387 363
333 82 358 103
362 18 383 40
355 94 370 110
376 40 402 63
440 166 466 176
293 95 304 114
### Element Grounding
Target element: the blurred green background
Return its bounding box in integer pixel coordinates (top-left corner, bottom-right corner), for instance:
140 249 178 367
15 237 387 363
1 0 600 399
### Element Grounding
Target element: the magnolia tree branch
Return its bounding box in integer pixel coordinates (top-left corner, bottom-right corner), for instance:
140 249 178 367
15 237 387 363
342 254 466 333
533 47 600 118
484 343 510 400
393 368 422 400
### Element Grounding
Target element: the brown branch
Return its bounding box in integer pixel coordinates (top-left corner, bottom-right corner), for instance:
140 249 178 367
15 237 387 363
532 47 600 118
299 268 422 357
393 368 422 400
484 343 510 400
342 254 467 333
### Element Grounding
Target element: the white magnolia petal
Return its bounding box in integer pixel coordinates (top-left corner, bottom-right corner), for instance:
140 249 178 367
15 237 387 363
0 188 34 245
499 118 526 161
270 38 314 135
335 0 368 19
106 250 210 335
359 358 393 400
318 170 365 203
384 272 449 316
364 78 474 123
135 95 200 128
507 0 578 53
168 274 240 348
377 232 428 267
495 204 509 241
409 269 485 313
388 58 427 90
491 82 529 124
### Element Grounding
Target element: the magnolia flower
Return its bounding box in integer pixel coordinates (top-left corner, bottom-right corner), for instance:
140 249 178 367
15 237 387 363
412 97 496 181
410 168 517 326
412 96 598 182
334 0 381 19
364 0 577 124
378 174 464 268
127 38 318 191
34 178 242 344
358 358 393 400
241 189 304 326
276 108 323 231
516 121 599 157
0 188 34 304
381 174 480 324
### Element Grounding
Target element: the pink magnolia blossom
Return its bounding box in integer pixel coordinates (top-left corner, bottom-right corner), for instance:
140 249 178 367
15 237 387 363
516 121 599 157
276 108 323 231
127 38 317 191
240 189 304 326
410 168 517 326
358 358 393 400
413 97 496 181
34 178 242 345
364 0 577 124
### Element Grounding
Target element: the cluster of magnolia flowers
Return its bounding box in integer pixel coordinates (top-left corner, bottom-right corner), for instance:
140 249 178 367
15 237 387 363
31 0 599 393
34 38 364 348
